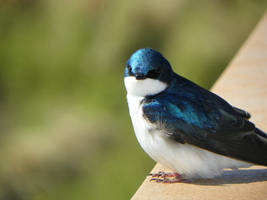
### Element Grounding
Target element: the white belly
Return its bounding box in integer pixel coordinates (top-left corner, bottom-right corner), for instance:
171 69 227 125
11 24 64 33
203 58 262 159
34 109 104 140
126 94 251 179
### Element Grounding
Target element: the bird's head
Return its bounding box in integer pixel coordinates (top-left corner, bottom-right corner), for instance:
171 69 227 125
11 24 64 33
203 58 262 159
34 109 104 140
124 48 173 97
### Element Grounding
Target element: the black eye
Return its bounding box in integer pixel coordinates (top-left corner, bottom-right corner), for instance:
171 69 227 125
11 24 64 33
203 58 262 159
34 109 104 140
127 64 134 76
146 68 161 79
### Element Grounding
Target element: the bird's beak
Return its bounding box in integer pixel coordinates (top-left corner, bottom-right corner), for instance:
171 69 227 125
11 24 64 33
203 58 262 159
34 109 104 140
135 73 145 80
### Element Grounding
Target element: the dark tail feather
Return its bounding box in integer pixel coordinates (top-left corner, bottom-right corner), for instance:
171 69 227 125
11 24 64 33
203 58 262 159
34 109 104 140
255 128 267 139
246 128 267 166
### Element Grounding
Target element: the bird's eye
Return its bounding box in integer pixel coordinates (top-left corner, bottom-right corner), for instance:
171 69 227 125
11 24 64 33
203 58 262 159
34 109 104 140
146 68 161 79
127 64 134 76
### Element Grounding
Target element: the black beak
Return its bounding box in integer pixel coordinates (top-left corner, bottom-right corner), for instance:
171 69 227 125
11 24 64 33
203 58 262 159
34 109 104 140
135 73 145 80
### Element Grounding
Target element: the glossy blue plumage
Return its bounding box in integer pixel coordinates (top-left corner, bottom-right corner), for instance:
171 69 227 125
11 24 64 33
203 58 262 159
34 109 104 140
125 48 267 167
125 48 173 82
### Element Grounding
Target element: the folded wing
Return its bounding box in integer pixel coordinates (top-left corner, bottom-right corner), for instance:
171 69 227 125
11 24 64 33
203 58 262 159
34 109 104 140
143 93 267 166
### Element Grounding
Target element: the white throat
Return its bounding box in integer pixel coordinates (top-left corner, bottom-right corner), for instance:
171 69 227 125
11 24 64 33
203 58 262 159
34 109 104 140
124 76 168 97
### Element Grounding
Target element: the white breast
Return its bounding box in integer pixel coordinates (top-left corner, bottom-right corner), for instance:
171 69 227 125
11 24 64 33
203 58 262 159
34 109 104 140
125 77 250 179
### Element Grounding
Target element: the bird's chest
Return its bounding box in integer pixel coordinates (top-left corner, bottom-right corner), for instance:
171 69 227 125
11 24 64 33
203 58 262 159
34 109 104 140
126 95 170 163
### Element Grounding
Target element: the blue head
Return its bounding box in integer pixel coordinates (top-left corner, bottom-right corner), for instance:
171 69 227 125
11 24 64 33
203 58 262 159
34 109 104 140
124 48 173 84
124 48 174 97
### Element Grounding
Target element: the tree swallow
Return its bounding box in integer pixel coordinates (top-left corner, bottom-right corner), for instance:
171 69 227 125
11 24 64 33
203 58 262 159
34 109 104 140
124 48 267 182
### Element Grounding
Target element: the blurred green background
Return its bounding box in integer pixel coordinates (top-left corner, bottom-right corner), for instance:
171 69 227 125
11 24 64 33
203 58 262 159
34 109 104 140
0 0 266 199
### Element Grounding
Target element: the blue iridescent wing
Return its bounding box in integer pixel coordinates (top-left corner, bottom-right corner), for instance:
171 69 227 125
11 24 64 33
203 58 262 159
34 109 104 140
142 92 267 165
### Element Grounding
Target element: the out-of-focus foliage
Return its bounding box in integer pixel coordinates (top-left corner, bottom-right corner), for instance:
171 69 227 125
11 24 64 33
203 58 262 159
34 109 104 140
0 0 266 199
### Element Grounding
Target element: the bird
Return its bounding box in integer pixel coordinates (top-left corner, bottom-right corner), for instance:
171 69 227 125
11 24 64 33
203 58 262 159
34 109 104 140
124 48 267 183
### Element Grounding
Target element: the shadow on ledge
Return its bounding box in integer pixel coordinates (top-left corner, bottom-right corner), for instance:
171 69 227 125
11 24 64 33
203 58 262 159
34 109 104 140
192 168 267 185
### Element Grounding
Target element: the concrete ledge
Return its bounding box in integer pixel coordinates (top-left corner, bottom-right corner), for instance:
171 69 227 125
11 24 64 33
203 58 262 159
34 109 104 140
132 13 267 200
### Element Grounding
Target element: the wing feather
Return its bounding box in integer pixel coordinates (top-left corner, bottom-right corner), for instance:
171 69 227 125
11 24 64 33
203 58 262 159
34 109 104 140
143 92 267 166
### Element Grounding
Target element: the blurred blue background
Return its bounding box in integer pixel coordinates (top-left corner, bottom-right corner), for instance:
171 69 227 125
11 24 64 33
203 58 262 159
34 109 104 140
0 0 266 199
